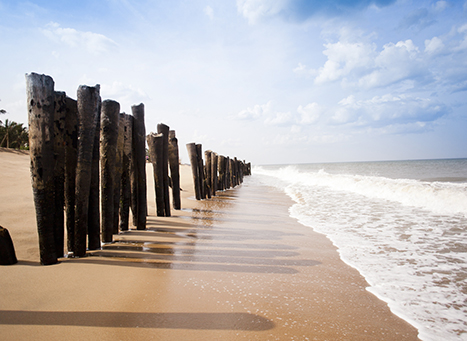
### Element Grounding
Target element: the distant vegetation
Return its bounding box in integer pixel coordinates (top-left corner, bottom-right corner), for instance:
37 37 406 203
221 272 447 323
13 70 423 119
0 109 29 150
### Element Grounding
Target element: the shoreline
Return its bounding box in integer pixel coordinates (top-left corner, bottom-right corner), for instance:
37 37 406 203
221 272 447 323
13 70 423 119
0 149 420 340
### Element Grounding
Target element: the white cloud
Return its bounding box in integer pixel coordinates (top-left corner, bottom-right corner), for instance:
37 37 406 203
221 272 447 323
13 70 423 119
357 40 423 88
101 81 149 109
41 22 118 55
297 102 322 124
313 39 377 84
425 36 444 54
204 6 214 20
335 94 449 128
293 62 317 77
264 110 293 126
236 0 288 24
433 1 448 12
237 101 273 120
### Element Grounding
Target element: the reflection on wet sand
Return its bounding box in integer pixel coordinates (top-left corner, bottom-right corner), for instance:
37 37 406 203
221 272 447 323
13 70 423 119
77 188 321 276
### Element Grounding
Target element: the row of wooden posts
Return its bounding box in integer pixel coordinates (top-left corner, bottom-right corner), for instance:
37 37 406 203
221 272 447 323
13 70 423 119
26 73 151 265
24 72 251 266
186 143 251 200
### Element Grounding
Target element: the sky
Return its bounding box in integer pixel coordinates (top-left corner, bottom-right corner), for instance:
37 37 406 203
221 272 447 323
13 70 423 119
1 0 466 165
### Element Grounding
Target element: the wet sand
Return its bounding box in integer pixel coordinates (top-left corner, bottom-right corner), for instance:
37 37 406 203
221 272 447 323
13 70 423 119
0 148 420 340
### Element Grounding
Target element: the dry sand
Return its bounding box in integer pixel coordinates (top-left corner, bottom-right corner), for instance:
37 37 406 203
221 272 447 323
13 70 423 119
0 148 420 340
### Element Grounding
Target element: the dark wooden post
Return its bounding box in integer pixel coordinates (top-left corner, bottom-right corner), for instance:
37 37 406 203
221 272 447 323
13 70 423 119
120 114 133 231
87 99 101 251
218 155 225 191
204 150 212 199
232 158 238 187
196 144 205 199
75 84 100 257
157 123 171 217
64 97 78 254
26 73 57 265
100 100 120 243
147 133 165 216
225 156 231 189
168 130 181 210
211 152 218 196
130 115 138 227
186 143 201 200
53 91 66 258
0 226 17 265
132 104 147 230
113 113 125 234
205 150 212 197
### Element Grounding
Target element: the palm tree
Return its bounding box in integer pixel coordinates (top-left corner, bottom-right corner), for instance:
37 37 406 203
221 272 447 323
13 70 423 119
0 119 29 149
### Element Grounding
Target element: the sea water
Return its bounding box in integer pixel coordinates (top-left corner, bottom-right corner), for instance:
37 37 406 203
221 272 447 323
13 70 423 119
253 159 467 341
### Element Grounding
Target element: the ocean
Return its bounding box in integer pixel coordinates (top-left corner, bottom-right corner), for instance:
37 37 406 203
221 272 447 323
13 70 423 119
253 158 467 341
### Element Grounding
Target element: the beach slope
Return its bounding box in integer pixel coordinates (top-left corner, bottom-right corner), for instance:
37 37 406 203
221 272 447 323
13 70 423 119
0 149 419 340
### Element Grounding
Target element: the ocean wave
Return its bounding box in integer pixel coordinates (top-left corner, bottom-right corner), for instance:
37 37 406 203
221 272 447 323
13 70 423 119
254 165 467 217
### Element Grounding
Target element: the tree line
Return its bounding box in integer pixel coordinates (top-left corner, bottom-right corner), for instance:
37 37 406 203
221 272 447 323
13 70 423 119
0 109 29 150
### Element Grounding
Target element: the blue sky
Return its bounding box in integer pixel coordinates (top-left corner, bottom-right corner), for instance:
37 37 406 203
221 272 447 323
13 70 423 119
1 0 466 164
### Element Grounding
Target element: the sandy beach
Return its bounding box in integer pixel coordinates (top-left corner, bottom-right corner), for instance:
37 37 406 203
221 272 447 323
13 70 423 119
0 148 420 340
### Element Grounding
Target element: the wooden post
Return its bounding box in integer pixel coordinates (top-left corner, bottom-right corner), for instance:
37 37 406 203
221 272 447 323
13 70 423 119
88 99 101 251
0 226 17 265
233 157 238 187
100 100 120 243
204 150 212 199
211 152 218 196
186 143 201 200
120 114 133 231
168 130 181 210
130 115 138 227
157 123 171 217
132 104 147 230
205 150 212 197
75 84 100 257
196 144 205 199
53 91 66 258
218 155 225 191
26 73 57 265
64 97 78 254
147 133 165 216
113 113 125 234
225 156 231 189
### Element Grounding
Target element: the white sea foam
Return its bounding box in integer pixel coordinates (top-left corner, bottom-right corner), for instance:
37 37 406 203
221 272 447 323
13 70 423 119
253 160 467 341
254 165 467 217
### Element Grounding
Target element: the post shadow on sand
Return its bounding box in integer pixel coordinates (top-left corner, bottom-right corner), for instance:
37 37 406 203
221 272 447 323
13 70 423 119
0 311 275 331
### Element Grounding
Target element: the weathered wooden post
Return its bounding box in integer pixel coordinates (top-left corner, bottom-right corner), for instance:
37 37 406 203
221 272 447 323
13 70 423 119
0 226 17 265
232 158 237 187
186 143 201 200
218 155 225 191
147 133 165 216
53 91 66 258
204 150 212 199
113 113 125 234
26 73 58 265
75 84 100 257
224 156 231 189
87 99 101 251
157 123 171 217
120 114 133 231
100 100 120 243
168 130 181 210
132 103 147 230
196 144 205 199
211 152 218 196
64 97 78 254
